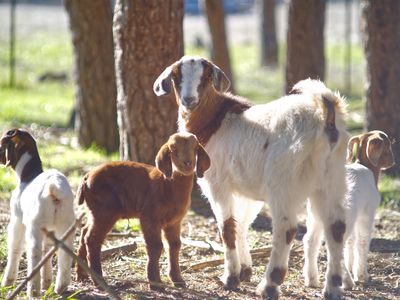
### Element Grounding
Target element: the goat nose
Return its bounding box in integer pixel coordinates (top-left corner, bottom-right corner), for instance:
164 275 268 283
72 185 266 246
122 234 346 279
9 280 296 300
183 96 196 105
184 160 192 167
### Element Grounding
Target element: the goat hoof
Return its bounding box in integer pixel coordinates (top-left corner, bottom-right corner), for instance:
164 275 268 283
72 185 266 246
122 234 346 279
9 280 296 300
323 287 343 300
222 275 240 291
256 286 280 300
173 281 186 288
149 281 164 291
343 276 355 290
240 265 252 282
76 272 88 282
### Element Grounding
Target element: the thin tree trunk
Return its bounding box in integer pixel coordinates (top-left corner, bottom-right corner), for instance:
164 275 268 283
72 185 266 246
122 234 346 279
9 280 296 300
362 0 400 174
285 0 326 93
113 0 183 164
204 0 235 92
65 0 118 153
260 0 278 68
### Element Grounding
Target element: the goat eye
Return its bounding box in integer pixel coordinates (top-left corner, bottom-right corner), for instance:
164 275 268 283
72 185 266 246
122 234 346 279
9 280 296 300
6 130 15 136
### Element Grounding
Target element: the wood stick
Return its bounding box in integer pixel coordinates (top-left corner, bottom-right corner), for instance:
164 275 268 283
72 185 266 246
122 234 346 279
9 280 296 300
181 237 224 253
6 214 83 300
101 242 137 259
43 229 121 300
188 244 303 271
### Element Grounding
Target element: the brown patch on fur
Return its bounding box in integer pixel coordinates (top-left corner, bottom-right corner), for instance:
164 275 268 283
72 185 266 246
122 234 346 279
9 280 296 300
239 265 252 282
222 217 236 249
270 267 287 285
323 97 339 146
265 286 279 300
184 92 252 146
331 274 342 287
286 227 297 244
331 220 346 243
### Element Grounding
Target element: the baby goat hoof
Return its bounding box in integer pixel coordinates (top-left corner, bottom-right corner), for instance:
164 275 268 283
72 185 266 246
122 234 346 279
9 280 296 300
222 275 240 291
173 281 186 288
239 265 252 282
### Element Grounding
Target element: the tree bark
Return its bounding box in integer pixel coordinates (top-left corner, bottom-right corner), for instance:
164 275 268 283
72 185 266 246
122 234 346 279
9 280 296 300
113 0 183 164
204 0 235 92
362 0 400 173
260 0 278 68
64 0 118 153
285 0 326 93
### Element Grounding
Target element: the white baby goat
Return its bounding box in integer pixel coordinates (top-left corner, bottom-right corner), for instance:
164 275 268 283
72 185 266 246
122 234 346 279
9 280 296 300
0 129 75 298
303 130 394 288
154 56 350 299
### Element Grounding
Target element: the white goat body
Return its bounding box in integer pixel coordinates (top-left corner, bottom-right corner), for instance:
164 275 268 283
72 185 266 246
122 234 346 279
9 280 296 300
154 56 350 299
1 129 75 298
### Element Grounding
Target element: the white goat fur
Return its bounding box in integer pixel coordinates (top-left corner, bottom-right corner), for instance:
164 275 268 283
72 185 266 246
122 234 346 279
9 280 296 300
304 130 394 287
1 154 75 297
154 56 350 299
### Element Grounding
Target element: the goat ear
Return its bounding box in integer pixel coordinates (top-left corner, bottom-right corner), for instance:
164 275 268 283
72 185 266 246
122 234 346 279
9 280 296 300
5 142 16 167
196 144 211 178
366 138 383 167
212 64 230 93
153 66 173 96
347 135 360 163
155 143 173 178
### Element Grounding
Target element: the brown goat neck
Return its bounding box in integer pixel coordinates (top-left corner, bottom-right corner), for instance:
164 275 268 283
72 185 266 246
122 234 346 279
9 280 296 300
183 89 252 146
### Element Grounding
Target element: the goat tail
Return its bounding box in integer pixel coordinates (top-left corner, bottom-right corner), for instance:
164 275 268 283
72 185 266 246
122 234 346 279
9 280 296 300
76 174 89 205
291 78 347 146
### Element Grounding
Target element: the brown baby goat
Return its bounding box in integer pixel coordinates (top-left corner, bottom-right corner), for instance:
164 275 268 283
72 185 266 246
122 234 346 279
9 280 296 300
76 133 210 288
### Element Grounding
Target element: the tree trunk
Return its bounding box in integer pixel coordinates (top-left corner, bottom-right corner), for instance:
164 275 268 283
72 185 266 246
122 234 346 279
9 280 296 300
260 0 278 68
285 0 326 93
362 0 400 174
64 0 118 153
204 0 235 92
113 0 183 164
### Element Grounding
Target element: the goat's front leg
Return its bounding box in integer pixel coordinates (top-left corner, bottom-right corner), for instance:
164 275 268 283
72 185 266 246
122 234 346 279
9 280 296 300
141 220 163 290
235 198 264 282
25 225 44 298
163 222 185 287
1 216 25 288
256 204 299 300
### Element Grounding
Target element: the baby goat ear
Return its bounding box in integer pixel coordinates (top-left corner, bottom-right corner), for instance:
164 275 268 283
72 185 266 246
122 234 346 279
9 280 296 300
153 66 173 96
366 138 384 167
347 135 360 163
196 144 211 178
212 64 230 93
155 143 173 178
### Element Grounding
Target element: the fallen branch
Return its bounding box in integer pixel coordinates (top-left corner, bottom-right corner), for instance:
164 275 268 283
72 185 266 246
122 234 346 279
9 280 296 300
188 244 303 271
42 229 121 300
101 242 137 259
6 214 84 300
181 237 224 253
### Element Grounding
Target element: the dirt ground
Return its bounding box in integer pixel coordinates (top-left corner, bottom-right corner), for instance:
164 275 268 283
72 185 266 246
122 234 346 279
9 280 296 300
1 190 399 300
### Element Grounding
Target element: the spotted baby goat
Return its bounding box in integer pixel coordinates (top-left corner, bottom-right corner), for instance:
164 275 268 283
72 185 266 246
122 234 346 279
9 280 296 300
75 132 210 289
303 130 394 288
0 129 75 298
154 56 350 299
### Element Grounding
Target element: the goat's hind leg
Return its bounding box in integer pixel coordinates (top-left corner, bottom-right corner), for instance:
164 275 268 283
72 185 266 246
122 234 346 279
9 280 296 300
41 238 53 291
303 200 323 287
25 225 44 298
1 217 25 287
76 224 89 281
54 224 75 295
